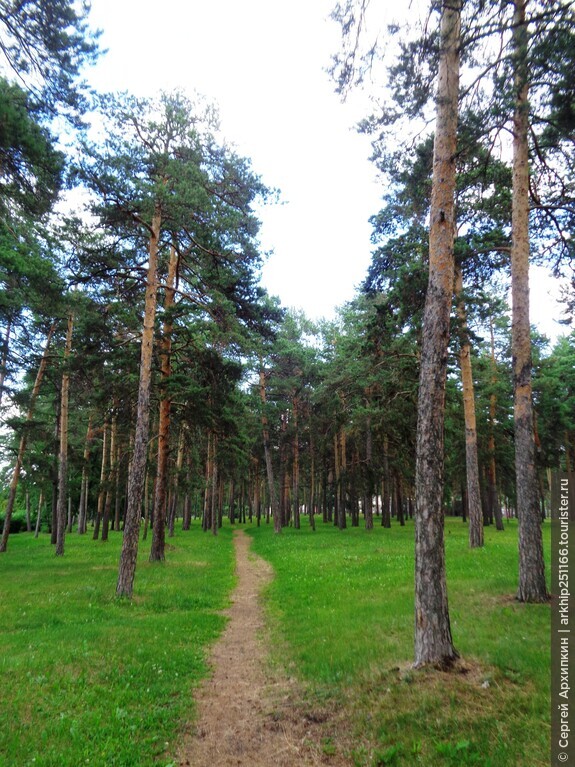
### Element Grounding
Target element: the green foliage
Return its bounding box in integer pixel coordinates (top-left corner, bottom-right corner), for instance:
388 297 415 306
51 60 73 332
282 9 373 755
0 525 235 766
0 0 100 120
0 78 64 216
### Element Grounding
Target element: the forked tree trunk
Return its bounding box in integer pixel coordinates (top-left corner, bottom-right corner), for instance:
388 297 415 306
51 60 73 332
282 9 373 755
117 207 162 598
150 243 178 561
454 265 483 548
414 0 461 668
0 322 56 553
56 311 74 556
511 0 548 603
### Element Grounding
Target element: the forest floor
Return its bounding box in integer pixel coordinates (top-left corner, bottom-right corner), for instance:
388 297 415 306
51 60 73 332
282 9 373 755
177 528 350 767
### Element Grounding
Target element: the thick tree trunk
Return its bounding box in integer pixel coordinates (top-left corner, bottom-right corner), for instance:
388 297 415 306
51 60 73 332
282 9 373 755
150 243 178 561
0 323 55 553
116 208 162 598
259 366 281 533
511 0 548 603
455 265 483 548
414 0 461 668
56 311 74 556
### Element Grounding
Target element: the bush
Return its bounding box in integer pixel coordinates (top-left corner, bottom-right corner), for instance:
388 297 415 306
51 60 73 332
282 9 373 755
0 512 27 534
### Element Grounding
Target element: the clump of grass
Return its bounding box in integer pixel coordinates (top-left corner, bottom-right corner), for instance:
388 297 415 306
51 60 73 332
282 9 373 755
0 524 235 767
248 518 550 767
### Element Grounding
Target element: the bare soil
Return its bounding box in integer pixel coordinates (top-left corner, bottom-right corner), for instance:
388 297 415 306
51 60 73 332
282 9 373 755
177 529 351 767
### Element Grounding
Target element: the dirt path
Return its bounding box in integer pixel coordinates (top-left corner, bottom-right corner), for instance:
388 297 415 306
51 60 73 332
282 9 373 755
177 529 348 767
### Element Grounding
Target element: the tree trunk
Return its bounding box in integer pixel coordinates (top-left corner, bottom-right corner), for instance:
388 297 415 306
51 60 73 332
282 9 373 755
55 312 74 556
116 207 162 598
25 490 31 532
454 265 483 547
396 471 405 527
309 435 316 531
511 0 548 603
211 436 219 537
364 414 374 530
0 315 12 408
150 243 178 561
102 415 117 541
34 490 44 538
259 366 281 533
0 322 56 553
488 320 504 530
292 395 300 529
77 416 93 534
414 0 461 668
93 421 109 540
382 435 391 527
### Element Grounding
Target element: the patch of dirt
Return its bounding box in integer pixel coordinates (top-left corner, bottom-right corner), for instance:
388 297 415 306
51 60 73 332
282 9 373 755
177 529 351 767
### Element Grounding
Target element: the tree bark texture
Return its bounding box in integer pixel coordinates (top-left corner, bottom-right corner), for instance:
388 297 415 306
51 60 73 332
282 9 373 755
511 0 548 603
150 243 178 561
0 322 56 552
454 266 483 548
56 311 74 556
414 0 461 668
116 208 161 597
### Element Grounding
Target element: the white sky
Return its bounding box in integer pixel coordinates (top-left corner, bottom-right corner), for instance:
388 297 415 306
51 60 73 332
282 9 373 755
86 0 569 341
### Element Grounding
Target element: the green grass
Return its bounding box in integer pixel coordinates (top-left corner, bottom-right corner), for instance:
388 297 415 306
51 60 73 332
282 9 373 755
0 517 551 767
0 524 235 767
247 517 551 767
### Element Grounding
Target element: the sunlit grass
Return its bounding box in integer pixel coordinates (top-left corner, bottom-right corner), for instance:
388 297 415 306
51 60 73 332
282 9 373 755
0 524 235 767
248 517 550 767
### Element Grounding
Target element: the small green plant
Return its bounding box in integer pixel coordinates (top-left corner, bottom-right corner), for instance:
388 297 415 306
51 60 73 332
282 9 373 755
321 736 337 756
374 744 402 765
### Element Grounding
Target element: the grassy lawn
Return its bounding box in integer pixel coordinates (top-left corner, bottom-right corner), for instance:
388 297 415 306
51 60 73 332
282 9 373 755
0 524 236 767
0 517 550 767
248 517 551 767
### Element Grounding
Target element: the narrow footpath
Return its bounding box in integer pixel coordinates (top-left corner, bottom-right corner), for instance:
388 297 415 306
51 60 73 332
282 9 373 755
177 529 349 767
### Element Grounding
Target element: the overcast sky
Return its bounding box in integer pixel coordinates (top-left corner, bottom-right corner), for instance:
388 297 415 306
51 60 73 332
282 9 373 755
86 0 567 341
